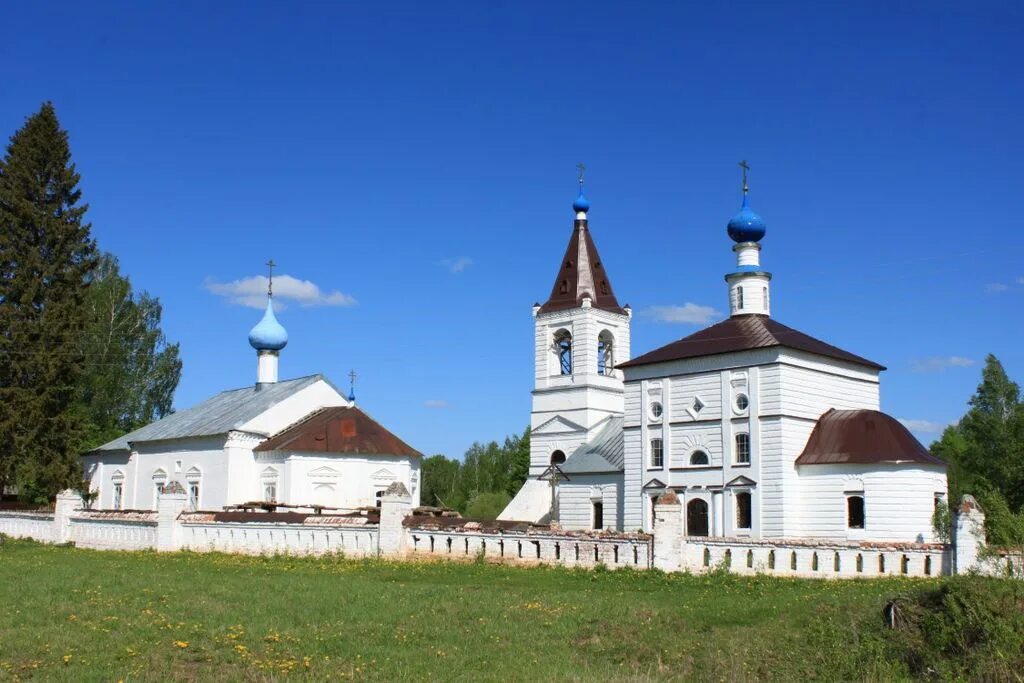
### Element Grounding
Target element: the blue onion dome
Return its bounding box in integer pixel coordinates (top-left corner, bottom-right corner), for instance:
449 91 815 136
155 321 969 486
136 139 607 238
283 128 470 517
248 299 288 351
573 188 591 213
727 195 766 243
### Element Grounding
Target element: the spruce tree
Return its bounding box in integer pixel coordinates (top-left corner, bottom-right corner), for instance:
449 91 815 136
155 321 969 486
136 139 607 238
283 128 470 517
0 102 98 501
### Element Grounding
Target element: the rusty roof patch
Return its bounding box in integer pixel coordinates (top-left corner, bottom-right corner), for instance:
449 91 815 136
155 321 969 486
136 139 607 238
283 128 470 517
255 406 422 457
795 409 945 467
538 219 625 315
619 314 884 370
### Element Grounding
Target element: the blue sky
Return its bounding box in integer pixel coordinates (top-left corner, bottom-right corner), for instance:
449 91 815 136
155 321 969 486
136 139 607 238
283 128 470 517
3 2 1021 458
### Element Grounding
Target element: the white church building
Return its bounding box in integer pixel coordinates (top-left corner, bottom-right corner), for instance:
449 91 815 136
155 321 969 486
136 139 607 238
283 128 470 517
501 171 947 543
82 288 422 513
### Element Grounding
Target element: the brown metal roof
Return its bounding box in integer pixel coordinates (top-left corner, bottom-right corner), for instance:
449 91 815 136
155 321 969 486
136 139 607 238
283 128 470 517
618 314 885 370
254 406 422 457
795 409 945 466
538 219 625 315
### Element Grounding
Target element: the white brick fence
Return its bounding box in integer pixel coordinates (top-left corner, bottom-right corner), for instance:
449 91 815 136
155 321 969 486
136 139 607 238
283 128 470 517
0 485 1007 580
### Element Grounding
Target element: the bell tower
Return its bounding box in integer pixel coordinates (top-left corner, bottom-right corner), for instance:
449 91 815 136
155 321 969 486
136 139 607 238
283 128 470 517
528 170 631 476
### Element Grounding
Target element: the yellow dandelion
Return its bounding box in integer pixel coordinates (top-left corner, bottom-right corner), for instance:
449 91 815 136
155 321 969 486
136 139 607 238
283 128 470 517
173 641 189 649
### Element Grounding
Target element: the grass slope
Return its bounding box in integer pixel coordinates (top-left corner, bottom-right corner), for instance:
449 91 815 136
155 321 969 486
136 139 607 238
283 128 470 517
0 539 1009 681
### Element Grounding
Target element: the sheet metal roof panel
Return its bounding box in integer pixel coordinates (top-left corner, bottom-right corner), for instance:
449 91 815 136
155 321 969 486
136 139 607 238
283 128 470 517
795 409 945 467
254 405 422 458
618 314 885 371
560 416 625 474
538 221 626 315
90 375 328 452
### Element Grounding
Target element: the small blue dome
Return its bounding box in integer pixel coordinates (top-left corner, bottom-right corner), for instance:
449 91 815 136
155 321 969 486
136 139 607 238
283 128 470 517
727 195 766 243
248 299 288 351
573 188 590 213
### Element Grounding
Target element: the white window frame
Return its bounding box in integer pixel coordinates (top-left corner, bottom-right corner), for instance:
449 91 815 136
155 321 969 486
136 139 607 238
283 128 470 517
846 493 866 530
649 438 664 469
734 433 751 465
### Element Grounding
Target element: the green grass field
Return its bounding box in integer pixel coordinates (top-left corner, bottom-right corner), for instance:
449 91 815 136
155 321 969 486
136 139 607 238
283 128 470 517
0 538 1008 681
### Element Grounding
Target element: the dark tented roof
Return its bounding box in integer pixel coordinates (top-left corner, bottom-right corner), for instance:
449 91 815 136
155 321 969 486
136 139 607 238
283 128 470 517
538 219 625 315
619 314 884 370
795 409 945 466
254 406 422 458
560 416 625 474
90 375 335 453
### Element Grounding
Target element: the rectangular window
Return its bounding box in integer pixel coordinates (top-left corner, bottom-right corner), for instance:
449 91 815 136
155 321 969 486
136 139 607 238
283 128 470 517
188 484 200 511
847 495 865 529
153 483 164 508
736 492 752 529
592 501 604 530
737 287 744 309
735 433 751 464
650 438 664 468
264 483 277 503
112 483 123 510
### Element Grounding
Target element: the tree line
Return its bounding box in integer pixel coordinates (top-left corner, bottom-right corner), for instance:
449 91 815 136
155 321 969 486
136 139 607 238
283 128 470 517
932 354 1024 545
0 103 181 502
419 427 530 519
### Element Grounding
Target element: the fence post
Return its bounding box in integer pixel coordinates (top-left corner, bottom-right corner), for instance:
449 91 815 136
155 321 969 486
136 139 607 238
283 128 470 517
157 481 189 552
54 489 84 544
378 481 412 556
653 490 683 572
954 494 986 574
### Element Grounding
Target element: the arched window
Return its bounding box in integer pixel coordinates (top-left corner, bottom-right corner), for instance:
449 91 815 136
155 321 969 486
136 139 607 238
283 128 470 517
735 492 752 529
735 433 751 464
550 450 566 466
597 330 614 375
847 495 865 529
554 330 572 375
686 499 709 536
690 450 709 466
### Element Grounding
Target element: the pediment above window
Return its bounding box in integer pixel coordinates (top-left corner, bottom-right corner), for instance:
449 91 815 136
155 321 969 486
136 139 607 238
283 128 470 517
725 475 757 488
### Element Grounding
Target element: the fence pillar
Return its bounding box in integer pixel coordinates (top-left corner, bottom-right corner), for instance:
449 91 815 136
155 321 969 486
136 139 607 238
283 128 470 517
54 489 84 543
954 494 986 574
653 490 683 572
157 481 189 552
378 481 412 556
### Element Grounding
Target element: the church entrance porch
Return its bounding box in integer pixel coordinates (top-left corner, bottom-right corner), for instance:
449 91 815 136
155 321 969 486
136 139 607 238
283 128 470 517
687 499 709 537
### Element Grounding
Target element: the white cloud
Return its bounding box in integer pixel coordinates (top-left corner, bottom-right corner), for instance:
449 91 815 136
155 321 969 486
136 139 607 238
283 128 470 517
424 399 450 409
640 303 721 325
986 282 1010 293
1017 276 1024 285
898 418 947 434
439 257 474 274
205 274 357 309
910 356 975 373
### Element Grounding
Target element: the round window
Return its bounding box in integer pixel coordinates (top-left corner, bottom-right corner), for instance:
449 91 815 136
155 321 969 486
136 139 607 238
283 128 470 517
735 394 749 411
650 401 663 419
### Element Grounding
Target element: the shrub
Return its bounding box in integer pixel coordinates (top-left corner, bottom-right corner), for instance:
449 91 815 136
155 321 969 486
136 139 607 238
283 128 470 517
887 576 1024 679
464 491 512 520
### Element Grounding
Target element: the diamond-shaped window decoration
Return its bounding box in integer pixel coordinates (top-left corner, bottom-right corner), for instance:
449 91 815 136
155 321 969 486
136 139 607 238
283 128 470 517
693 397 705 413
